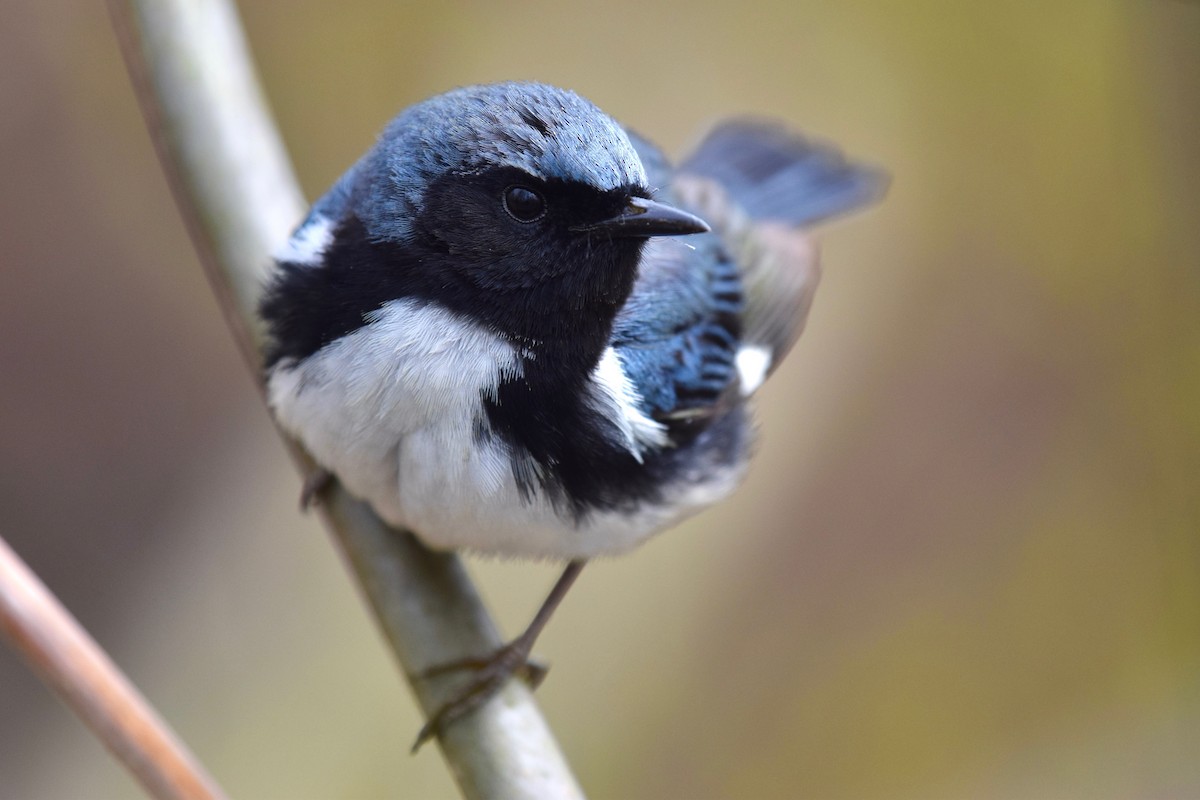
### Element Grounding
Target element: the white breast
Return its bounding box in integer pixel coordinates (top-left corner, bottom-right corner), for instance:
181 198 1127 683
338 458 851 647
267 298 520 523
267 298 741 559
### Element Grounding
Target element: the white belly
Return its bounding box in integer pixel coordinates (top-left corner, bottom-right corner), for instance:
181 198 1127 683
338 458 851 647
266 298 741 559
391 423 741 557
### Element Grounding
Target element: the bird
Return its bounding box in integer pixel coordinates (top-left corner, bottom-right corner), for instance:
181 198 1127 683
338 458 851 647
259 81 884 748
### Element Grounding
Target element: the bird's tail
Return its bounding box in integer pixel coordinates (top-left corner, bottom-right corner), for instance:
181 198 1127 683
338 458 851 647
679 120 886 226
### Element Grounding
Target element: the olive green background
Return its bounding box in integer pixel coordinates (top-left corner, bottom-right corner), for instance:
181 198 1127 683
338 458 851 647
2 1 1197 797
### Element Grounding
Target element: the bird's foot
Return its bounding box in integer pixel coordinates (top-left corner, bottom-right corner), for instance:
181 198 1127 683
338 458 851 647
411 638 549 752
299 467 334 510
410 561 585 752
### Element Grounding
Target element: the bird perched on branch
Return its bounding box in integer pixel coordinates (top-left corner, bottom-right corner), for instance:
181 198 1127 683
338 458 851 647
259 81 884 748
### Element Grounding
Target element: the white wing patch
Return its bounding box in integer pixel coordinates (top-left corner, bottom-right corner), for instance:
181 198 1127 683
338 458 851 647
589 346 668 461
274 213 336 266
735 344 772 396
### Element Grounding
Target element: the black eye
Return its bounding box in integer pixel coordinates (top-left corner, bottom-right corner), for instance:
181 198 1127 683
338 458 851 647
502 185 546 223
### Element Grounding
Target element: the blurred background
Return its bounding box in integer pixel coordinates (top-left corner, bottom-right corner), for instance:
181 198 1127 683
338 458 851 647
2 0 1197 797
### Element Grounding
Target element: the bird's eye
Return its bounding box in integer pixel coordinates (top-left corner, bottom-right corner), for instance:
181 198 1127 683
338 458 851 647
502 185 546 223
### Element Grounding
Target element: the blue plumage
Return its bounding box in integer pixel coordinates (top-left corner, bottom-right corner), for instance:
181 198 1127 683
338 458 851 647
346 83 645 244
612 234 742 421
682 120 886 226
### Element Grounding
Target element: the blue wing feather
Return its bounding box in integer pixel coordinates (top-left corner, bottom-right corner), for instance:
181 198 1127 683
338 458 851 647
614 123 884 424
612 235 742 421
613 131 743 423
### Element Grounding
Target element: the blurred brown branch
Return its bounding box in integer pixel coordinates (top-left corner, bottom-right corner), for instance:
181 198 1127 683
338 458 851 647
0 535 226 800
105 0 583 796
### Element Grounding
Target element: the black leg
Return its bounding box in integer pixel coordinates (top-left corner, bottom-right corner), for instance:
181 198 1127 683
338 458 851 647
412 560 586 751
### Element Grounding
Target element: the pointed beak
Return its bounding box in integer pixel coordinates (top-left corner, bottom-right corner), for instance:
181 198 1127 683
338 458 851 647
575 196 710 238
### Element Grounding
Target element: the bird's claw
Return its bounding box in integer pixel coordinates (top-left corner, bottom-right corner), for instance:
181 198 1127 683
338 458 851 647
411 642 548 752
411 562 585 751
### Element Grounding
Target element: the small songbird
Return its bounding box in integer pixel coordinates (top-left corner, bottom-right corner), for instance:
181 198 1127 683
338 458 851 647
259 81 883 746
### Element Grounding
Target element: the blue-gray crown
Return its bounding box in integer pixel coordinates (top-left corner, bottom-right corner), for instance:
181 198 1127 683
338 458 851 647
348 82 648 241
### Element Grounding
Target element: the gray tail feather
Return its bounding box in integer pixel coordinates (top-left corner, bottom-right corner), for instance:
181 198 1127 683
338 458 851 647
680 120 887 226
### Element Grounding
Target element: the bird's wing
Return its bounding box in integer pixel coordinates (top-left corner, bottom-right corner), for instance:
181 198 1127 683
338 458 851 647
610 134 744 429
611 232 744 428
673 121 887 385
613 125 884 425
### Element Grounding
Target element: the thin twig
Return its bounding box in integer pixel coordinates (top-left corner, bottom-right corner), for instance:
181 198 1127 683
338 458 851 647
107 0 584 796
0 536 226 800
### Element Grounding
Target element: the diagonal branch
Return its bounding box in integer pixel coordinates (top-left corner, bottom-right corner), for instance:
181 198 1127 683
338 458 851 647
107 0 583 797
0 535 225 800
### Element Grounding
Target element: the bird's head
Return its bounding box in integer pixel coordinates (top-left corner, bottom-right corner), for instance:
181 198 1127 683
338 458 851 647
351 82 708 341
